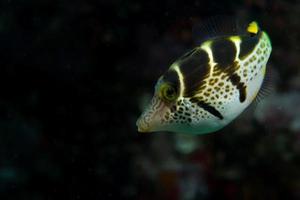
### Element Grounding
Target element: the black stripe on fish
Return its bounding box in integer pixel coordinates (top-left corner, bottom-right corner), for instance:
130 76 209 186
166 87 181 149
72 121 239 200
228 73 247 102
198 101 224 120
190 98 224 119
211 38 237 67
177 49 210 97
239 33 261 60
162 69 180 95
237 83 247 102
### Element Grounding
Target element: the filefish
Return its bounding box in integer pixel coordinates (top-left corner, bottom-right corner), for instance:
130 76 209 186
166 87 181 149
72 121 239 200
136 18 272 135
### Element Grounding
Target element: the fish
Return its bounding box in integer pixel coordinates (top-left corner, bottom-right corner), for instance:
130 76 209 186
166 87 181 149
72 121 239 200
136 17 272 135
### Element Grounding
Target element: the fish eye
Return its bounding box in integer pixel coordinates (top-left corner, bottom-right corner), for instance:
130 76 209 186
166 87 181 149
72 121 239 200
159 83 177 102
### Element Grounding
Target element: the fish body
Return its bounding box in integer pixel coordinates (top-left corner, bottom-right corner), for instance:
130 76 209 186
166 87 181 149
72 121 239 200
137 19 272 135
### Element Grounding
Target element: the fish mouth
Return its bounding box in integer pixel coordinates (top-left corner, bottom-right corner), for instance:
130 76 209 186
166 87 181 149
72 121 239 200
136 110 162 133
136 119 151 132
136 96 167 133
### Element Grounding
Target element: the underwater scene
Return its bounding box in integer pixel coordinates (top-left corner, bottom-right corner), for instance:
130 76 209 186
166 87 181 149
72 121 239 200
1 0 300 199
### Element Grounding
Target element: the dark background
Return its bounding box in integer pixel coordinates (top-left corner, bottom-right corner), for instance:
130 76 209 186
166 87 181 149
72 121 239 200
0 0 300 199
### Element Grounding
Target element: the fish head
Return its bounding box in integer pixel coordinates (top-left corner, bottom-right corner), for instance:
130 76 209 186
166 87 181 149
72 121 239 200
136 76 213 134
136 76 186 133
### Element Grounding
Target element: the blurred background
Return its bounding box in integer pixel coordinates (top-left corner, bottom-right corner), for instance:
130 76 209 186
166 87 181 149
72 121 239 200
0 0 300 199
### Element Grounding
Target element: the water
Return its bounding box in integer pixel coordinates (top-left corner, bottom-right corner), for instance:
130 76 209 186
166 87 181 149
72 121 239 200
0 0 300 200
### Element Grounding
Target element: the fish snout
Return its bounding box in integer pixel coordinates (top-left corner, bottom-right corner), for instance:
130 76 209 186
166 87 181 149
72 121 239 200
136 116 151 132
136 95 168 133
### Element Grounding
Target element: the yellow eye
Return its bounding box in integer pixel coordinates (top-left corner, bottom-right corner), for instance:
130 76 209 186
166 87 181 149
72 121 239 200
159 83 177 102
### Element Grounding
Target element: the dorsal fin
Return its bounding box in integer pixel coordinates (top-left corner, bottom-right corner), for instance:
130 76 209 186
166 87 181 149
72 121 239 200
192 15 249 45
